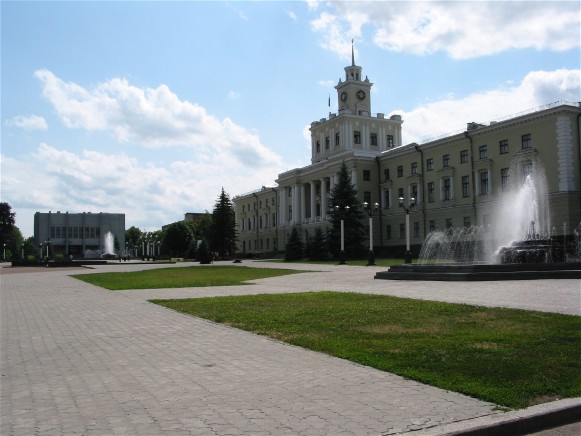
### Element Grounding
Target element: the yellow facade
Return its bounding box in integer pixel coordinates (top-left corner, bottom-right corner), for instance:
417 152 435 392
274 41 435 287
234 57 581 257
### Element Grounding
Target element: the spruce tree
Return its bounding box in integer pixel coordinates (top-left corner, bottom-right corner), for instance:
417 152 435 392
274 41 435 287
305 227 328 260
210 188 237 259
284 226 304 261
327 162 366 259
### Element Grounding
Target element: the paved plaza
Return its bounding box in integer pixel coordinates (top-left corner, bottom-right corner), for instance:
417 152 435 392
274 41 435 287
1 261 580 435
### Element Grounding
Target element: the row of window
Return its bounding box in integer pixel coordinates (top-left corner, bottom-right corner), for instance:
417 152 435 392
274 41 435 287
50 226 101 239
383 163 533 206
241 212 278 231
316 133 395 152
241 238 277 252
385 134 532 179
241 196 277 213
385 215 490 240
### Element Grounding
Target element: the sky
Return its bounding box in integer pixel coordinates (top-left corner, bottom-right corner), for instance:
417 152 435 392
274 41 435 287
2 0 580 238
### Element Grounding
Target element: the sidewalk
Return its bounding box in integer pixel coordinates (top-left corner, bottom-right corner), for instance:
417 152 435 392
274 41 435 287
1 262 579 435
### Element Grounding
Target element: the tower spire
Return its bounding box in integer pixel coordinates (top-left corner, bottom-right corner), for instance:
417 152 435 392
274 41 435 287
351 38 355 66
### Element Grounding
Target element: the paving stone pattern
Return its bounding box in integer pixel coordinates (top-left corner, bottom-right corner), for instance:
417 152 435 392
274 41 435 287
1 262 579 435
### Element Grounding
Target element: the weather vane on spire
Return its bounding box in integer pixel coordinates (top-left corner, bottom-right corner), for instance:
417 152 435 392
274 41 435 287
351 38 355 66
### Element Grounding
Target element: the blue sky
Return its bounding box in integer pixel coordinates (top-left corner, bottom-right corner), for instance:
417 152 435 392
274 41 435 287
2 0 580 238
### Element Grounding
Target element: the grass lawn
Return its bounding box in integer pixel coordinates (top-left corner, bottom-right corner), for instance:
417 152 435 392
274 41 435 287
152 292 581 409
72 265 305 290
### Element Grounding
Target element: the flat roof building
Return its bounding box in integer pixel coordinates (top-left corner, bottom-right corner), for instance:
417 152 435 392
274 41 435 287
34 211 125 258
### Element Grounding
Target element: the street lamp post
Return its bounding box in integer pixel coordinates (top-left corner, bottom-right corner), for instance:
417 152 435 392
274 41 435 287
363 202 380 266
334 205 350 265
399 195 416 264
3 243 6 262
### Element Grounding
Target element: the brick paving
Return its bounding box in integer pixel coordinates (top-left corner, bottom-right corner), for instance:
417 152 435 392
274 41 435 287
1 261 579 435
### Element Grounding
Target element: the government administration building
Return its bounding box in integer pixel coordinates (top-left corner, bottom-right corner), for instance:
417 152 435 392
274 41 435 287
233 56 581 257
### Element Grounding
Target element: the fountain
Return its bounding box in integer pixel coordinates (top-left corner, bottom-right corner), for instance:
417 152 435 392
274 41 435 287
376 166 581 280
101 231 116 259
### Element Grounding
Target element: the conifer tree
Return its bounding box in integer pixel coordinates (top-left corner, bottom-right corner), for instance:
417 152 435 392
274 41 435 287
305 227 328 260
284 226 304 261
327 162 366 259
210 188 237 259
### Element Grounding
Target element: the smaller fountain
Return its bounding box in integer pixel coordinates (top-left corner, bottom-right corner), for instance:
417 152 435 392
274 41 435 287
101 231 116 259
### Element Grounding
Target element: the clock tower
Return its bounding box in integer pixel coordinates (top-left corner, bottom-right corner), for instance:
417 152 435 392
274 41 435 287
335 40 372 115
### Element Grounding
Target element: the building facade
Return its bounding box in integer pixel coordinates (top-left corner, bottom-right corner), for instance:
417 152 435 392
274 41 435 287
234 54 581 257
34 211 126 258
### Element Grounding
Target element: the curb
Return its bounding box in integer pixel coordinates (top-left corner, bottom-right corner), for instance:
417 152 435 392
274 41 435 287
400 398 581 435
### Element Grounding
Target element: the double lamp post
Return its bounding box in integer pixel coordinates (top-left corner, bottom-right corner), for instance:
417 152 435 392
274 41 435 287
336 202 379 266
399 195 416 264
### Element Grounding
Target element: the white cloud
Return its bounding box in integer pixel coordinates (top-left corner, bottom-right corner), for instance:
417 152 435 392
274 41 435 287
318 79 335 87
393 69 581 144
34 69 281 168
312 1 580 59
5 115 48 130
2 141 284 237
228 90 241 100
286 10 297 21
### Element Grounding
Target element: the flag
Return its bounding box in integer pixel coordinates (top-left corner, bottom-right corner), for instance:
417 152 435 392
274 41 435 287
328 94 330 107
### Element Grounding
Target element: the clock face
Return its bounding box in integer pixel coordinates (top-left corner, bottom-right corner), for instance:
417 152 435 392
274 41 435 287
356 89 366 100
340 92 348 102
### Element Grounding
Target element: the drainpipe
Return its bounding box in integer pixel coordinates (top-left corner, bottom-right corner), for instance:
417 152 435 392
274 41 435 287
464 131 477 225
375 156 383 252
252 192 259 254
271 187 278 254
414 145 426 240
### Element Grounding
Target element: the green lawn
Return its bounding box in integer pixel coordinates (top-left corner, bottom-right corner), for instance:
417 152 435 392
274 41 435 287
72 265 305 290
152 292 581 409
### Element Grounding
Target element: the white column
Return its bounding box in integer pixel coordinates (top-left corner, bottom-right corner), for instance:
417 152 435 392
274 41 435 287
310 181 316 222
351 167 357 190
279 189 285 225
321 178 327 221
292 185 298 225
300 184 306 224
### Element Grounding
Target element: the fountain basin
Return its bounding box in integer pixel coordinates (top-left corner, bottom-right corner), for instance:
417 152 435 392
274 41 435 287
375 262 581 281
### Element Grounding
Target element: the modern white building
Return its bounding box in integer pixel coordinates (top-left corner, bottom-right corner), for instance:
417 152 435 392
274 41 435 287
234 51 581 258
34 211 125 258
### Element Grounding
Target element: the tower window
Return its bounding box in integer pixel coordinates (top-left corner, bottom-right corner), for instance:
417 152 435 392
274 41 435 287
443 178 452 200
480 171 489 195
335 132 340 146
397 166 403 177
427 182 435 203
363 170 371 181
411 162 417 175
426 158 434 171
354 131 361 144
363 191 371 204
387 135 394 147
316 140 320 153
521 134 532 149
479 145 487 159
370 133 377 146
460 150 468 163
325 136 330 149
462 176 470 197
499 139 508 154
